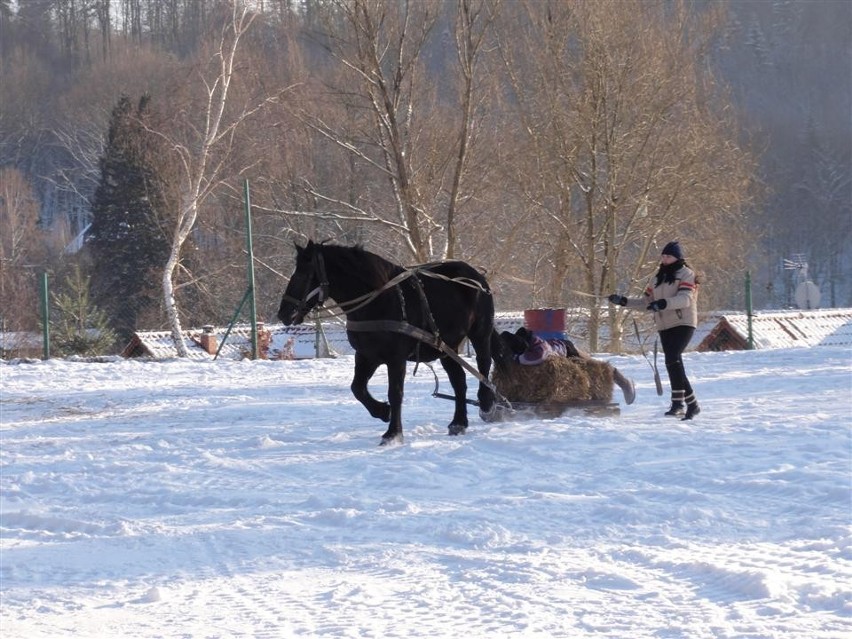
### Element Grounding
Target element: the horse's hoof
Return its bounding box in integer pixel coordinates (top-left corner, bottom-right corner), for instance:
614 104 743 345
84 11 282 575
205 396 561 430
447 424 467 436
380 433 403 446
480 404 509 423
479 406 497 423
478 395 496 414
479 402 495 415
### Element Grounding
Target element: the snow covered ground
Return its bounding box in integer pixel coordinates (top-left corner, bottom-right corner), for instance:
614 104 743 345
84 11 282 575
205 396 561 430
1 346 850 638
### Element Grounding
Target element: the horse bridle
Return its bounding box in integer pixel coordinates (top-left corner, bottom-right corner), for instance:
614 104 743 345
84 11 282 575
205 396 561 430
282 250 330 321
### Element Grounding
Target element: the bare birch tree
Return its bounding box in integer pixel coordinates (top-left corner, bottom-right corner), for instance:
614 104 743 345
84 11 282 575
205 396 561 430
152 1 286 356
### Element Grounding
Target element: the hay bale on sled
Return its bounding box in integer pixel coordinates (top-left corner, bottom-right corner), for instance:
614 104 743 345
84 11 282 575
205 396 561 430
583 359 615 401
493 358 613 403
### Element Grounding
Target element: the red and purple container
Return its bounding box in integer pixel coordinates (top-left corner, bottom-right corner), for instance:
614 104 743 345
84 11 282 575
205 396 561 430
524 308 566 340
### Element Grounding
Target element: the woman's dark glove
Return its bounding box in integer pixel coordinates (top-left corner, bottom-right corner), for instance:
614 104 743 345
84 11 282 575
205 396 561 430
608 294 628 306
647 299 667 312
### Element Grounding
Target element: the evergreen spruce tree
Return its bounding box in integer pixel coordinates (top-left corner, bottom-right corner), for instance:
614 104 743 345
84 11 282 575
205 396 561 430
50 263 117 357
87 95 170 340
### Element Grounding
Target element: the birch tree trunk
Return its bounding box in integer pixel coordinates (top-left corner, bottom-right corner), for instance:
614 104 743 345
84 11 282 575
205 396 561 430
163 199 200 357
158 2 258 356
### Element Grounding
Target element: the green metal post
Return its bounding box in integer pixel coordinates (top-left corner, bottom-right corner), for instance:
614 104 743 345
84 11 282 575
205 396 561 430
244 179 259 359
745 271 754 350
215 288 250 361
39 272 50 359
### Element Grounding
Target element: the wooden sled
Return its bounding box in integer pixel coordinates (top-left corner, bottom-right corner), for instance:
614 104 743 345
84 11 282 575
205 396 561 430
503 399 620 419
430 356 620 421
432 391 619 420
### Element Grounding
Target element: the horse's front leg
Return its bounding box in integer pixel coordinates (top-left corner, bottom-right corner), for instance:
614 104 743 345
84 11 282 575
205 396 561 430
379 359 406 445
440 355 469 436
351 353 390 423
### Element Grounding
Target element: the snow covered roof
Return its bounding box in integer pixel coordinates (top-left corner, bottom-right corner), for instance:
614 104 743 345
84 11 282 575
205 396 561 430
696 308 852 351
122 318 370 360
0 331 44 358
123 328 229 360
0 331 43 350
123 307 852 361
122 314 534 361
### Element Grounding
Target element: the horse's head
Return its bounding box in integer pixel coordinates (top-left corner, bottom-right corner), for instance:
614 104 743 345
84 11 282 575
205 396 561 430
278 241 329 326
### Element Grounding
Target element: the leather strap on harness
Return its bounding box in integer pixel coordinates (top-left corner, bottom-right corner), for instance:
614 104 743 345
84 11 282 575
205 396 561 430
345 318 498 395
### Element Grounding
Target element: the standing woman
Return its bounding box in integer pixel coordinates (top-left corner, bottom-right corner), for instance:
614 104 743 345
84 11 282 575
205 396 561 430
608 241 701 420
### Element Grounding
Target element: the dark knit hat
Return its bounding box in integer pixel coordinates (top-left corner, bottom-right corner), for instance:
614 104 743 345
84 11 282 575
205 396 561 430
661 241 684 260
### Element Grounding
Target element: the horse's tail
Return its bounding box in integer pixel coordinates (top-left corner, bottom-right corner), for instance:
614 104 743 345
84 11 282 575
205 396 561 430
490 326 513 374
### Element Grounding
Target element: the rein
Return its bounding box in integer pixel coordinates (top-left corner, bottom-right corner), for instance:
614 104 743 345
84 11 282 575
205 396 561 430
343 263 496 393
283 249 498 393
293 259 490 322
344 318 500 395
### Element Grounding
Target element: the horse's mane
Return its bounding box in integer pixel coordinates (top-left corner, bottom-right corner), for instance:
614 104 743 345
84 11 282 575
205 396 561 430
318 242 404 288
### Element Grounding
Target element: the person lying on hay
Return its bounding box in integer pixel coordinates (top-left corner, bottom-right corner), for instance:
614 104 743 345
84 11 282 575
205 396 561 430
495 327 636 405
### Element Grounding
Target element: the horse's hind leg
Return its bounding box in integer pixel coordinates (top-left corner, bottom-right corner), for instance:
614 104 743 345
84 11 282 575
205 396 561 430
471 327 496 415
440 355 469 435
351 353 390 423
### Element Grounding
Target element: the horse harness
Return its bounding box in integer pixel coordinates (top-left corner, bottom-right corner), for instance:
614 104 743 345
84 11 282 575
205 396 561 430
346 273 441 372
286 250 497 393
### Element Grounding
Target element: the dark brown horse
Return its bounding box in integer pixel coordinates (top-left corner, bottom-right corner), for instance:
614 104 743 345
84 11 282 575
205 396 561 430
277 241 500 445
